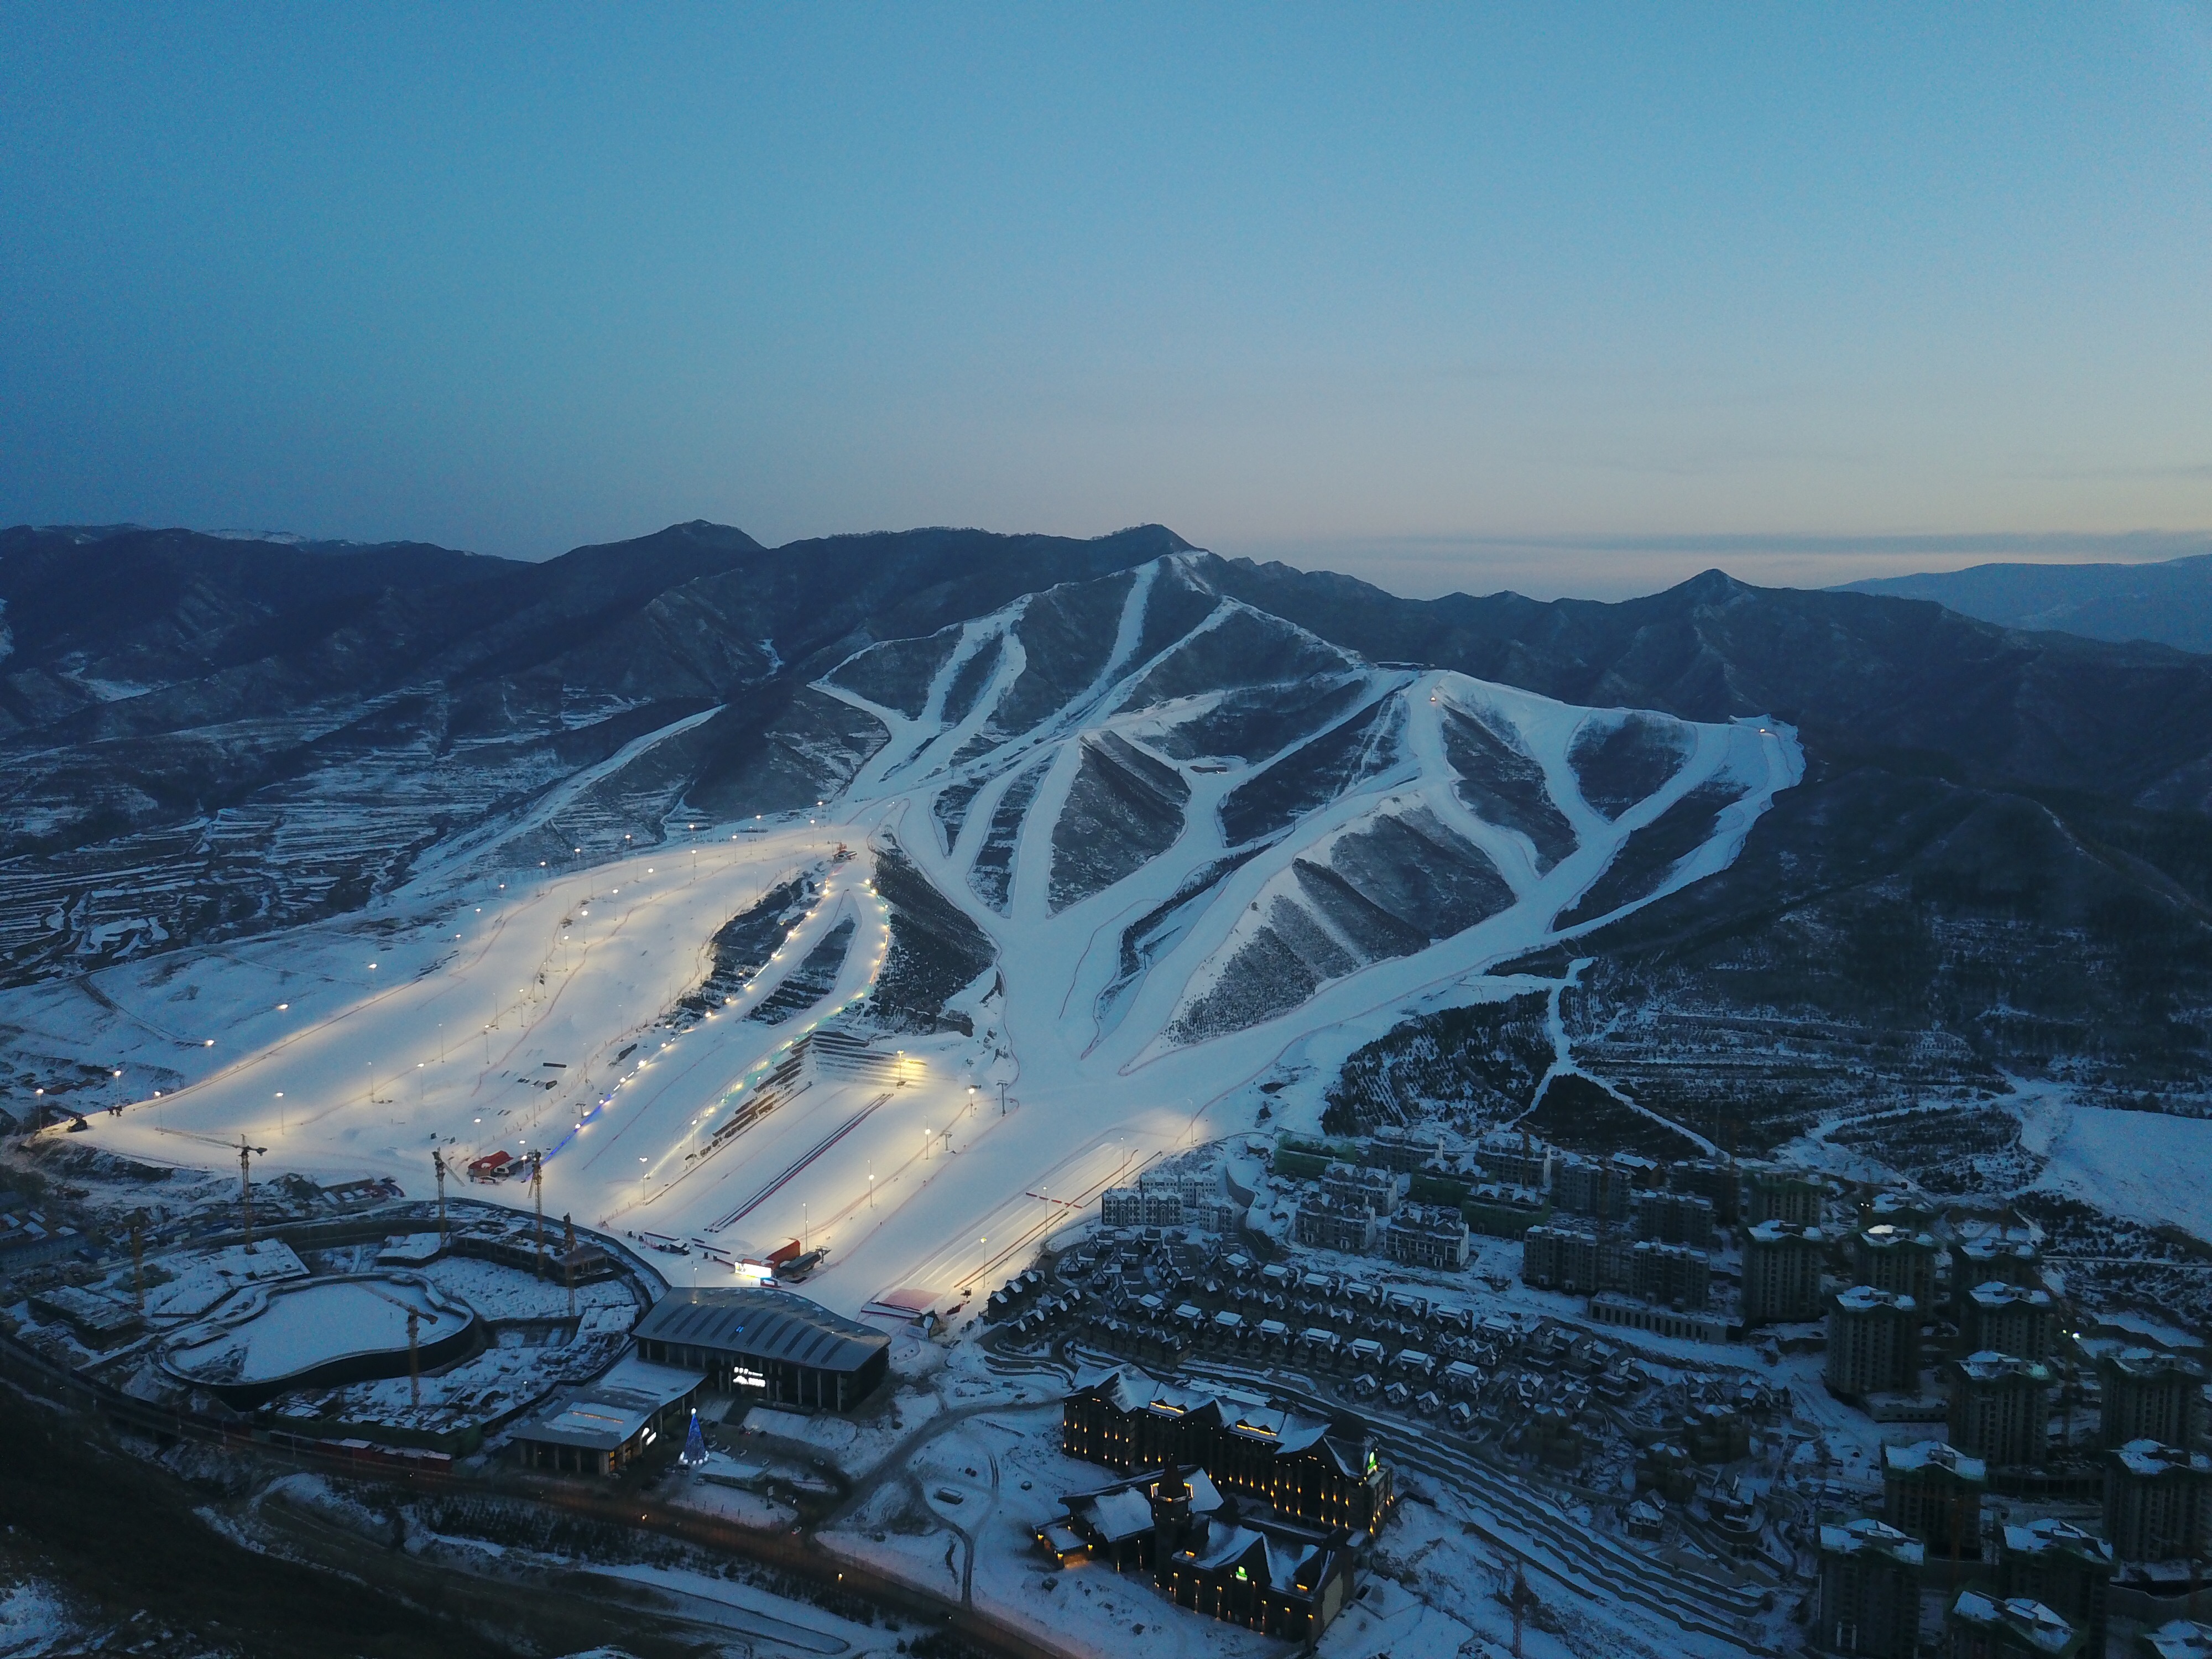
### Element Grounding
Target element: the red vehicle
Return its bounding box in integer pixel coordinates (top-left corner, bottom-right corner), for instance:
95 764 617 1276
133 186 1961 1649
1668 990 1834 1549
467 1150 515 1183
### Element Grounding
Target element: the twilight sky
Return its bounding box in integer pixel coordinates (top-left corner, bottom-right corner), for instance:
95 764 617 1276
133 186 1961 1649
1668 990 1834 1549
4 5 2210 599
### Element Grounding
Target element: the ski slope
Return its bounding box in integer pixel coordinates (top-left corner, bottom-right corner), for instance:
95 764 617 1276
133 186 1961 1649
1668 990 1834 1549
87 555 1802 1321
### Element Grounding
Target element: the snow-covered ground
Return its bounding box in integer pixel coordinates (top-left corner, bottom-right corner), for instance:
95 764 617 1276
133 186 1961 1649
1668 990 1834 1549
2017 1087 2212 1241
802 1338 1783 1659
568 1559 898 1656
56 557 1803 1327
138 1240 309 1319
165 1274 462 1386
0 1574 86 1658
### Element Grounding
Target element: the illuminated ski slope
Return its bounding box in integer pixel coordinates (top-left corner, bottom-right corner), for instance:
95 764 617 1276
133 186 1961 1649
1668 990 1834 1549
93 555 1803 1320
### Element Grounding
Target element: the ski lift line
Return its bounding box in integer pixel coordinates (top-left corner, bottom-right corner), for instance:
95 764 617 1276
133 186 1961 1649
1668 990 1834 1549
888 1145 1138 1299
682 969 885 1147
881 1140 1142 1299
706 1091 894 1233
530 1086 620 1164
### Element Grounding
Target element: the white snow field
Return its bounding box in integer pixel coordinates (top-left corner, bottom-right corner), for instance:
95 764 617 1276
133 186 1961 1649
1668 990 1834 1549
2017 1088 2212 1243
164 1274 467 1389
80 555 1803 1322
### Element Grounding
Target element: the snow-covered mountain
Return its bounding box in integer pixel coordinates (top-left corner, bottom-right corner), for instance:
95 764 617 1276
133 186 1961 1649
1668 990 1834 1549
45 550 1805 1318
9 515 2212 1199
806 555 1798 1089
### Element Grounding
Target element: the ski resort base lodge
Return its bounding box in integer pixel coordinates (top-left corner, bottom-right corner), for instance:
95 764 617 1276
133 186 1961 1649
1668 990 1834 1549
629 1286 890 1412
1039 1365 1394 1640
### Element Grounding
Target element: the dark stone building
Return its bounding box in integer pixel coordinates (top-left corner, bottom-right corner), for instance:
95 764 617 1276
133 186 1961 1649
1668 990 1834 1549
1036 1464 1360 1641
1062 1366 1393 1537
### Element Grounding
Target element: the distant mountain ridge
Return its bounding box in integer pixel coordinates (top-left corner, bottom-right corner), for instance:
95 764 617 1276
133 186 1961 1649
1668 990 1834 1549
1199 557 2212 808
1841 550 2212 655
3 516 2210 1152
0 518 1188 981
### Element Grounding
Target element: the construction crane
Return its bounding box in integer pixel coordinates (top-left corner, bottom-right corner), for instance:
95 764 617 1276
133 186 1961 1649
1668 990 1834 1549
1508 1561 1537 1659
530 1149 545 1279
562 1213 576 1318
129 1211 147 1313
237 1134 269 1250
432 1147 448 1245
156 1125 252 1152
359 1282 440 1408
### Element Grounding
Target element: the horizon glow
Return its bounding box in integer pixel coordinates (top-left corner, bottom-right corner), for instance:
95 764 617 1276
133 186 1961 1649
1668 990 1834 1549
3 6 2210 601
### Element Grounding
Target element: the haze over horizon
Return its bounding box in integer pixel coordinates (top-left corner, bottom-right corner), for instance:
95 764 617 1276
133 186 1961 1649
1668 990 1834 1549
6 6 2211 601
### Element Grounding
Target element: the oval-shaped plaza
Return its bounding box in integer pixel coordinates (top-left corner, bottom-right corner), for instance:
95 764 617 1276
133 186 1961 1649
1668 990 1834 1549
161 1274 480 1407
